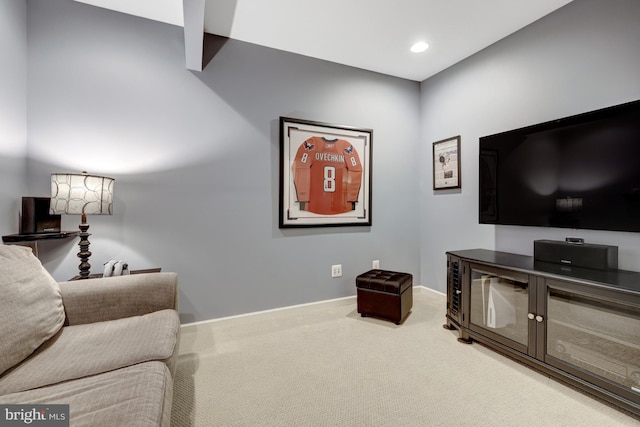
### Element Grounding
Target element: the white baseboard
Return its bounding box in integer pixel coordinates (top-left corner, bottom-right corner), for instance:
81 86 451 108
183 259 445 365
181 294 356 329
181 285 443 329
416 285 446 297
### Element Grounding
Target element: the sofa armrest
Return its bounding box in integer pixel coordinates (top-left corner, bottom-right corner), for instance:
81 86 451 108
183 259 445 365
59 272 178 325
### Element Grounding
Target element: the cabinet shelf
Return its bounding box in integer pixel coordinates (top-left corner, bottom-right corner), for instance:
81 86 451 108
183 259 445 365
549 318 640 352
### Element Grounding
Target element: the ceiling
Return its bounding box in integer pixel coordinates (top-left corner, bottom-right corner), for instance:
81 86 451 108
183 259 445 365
74 0 574 82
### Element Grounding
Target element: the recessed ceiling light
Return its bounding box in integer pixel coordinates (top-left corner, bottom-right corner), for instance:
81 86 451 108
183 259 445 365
410 42 429 53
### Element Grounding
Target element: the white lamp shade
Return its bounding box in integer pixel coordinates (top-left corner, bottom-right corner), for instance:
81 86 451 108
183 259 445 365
50 173 114 215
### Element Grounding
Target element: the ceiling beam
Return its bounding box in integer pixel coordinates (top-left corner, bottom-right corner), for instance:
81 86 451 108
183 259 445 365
183 0 205 71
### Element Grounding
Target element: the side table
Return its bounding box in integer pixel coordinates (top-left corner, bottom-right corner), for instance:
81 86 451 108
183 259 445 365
69 268 162 281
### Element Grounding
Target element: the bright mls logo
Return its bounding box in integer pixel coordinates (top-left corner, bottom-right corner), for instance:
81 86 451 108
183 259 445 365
1 405 69 426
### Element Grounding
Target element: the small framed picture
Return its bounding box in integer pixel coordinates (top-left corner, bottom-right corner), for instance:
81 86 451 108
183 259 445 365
433 136 461 190
279 117 372 228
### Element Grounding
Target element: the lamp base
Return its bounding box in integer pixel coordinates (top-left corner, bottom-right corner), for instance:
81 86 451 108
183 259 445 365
77 222 92 279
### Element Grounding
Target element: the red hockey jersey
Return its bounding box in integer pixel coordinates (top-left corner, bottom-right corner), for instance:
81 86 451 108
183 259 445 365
292 136 363 215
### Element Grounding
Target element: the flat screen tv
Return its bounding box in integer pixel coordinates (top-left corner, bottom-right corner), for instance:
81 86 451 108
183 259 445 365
479 99 640 232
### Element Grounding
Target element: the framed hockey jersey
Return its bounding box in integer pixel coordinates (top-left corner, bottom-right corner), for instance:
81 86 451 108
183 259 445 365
279 117 372 228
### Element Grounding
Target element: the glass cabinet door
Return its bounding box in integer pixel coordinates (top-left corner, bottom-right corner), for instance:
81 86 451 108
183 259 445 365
468 263 531 354
546 283 640 399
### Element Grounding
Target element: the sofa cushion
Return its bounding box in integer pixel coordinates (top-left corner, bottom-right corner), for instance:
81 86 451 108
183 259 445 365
0 361 173 427
0 309 179 395
0 245 66 376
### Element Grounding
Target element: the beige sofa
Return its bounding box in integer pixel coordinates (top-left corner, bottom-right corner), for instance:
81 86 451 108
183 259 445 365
0 245 180 426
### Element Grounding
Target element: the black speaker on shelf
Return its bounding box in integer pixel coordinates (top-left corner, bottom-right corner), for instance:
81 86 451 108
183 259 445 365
20 197 61 234
534 239 618 271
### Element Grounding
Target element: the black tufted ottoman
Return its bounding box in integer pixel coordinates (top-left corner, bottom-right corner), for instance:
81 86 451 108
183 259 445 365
356 270 413 325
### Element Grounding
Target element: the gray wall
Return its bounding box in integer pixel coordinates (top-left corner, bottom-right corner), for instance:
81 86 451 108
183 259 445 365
10 0 640 320
0 0 27 235
420 0 640 292
24 0 421 322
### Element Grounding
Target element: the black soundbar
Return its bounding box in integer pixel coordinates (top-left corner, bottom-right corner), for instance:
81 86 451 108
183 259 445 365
534 239 618 271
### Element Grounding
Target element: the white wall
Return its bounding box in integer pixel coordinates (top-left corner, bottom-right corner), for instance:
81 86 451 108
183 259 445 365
24 0 421 322
420 0 640 292
0 0 27 235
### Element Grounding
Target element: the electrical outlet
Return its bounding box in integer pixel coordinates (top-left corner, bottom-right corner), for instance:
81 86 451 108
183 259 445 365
372 260 380 269
331 264 342 278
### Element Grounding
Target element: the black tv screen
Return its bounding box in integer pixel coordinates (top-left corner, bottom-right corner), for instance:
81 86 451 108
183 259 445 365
479 99 640 232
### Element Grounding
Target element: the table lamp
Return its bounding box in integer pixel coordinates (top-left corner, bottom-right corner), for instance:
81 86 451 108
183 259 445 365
50 172 115 279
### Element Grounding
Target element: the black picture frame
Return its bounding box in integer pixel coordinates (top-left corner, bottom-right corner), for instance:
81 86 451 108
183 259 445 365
433 136 461 190
279 117 372 228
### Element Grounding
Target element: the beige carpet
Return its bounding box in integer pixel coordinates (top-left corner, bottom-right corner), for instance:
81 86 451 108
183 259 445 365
171 289 639 426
